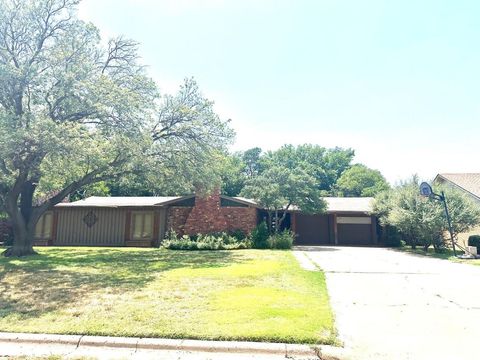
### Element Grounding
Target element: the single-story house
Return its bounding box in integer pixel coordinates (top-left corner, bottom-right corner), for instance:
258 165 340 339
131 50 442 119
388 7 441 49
434 173 480 205
33 190 379 247
433 173 480 247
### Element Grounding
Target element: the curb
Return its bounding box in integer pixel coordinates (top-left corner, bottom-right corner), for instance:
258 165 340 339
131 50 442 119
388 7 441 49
0 332 343 358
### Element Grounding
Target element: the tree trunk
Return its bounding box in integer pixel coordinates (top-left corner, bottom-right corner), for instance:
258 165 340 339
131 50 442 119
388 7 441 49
3 181 39 257
3 220 37 257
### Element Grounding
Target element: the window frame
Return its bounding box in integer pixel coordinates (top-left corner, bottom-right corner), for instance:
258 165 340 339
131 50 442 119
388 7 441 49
131 211 155 240
34 211 53 239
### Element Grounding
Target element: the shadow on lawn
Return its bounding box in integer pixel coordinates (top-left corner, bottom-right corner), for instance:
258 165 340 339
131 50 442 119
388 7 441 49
0 248 243 320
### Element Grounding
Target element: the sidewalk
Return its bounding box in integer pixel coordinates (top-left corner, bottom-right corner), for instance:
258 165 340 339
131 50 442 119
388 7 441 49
0 332 346 360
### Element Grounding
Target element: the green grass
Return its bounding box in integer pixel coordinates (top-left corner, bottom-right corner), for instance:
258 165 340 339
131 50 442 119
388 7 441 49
0 247 335 344
399 247 480 266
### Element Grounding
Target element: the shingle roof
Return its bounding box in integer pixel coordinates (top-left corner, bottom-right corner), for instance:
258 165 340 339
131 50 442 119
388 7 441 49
55 195 373 213
435 173 480 200
55 196 187 208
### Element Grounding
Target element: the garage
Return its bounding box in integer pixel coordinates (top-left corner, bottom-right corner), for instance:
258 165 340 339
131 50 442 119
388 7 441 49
294 214 331 245
292 197 378 246
337 216 375 246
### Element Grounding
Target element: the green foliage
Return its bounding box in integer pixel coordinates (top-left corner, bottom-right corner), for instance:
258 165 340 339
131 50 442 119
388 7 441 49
267 230 295 249
0 222 13 246
241 166 325 232
374 177 480 251
162 231 251 250
250 222 270 249
218 148 263 197
220 153 247 197
242 147 263 177
468 235 480 250
382 225 404 248
218 144 359 199
263 144 355 194
335 164 390 197
0 0 233 254
229 229 247 241
70 182 111 201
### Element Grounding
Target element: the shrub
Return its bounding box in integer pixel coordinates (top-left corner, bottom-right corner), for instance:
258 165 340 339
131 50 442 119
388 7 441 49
383 225 403 247
229 229 247 241
267 230 295 250
468 235 480 251
162 230 251 250
0 220 13 246
250 222 269 249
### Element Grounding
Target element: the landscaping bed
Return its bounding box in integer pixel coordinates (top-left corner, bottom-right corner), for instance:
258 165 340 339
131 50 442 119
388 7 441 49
0 247 335 344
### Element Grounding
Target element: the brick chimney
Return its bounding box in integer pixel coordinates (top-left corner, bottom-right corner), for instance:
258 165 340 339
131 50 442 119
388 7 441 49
183 189 228 235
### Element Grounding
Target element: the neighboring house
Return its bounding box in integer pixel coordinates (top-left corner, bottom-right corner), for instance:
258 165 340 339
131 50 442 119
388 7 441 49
433 173 480 205
33 190 378 247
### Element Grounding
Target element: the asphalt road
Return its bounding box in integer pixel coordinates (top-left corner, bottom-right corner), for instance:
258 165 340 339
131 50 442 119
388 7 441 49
296 246 480 360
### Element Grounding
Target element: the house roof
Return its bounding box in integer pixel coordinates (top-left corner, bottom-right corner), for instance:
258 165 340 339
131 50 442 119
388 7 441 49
55 196 191 208
220 195 259 207
434 173 480 200
55 195 374 213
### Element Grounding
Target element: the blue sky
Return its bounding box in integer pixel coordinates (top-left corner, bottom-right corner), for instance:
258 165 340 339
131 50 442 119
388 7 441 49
79 0 480 183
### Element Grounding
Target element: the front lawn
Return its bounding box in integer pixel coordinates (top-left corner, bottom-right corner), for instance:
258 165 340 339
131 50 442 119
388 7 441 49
0 247 335 344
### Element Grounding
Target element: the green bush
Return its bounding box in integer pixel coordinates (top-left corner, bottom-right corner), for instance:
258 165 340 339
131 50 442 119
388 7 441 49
229 229 247 241
162 230 251 250
0 220 13 246
383 226 403 247
468 235 480 250
267 230 295 249
250 222 270 249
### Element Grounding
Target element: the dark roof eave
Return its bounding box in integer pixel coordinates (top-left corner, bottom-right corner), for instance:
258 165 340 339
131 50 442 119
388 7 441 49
280 209 372 215
220 195 261 208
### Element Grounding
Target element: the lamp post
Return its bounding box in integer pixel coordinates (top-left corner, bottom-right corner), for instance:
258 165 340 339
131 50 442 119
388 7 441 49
419 182 457 256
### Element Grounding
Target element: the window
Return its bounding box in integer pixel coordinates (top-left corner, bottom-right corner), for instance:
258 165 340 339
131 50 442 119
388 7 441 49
132 212 154 240
35 212 53 239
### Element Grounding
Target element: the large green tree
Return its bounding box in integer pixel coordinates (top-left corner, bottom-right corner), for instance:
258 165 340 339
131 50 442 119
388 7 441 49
374 177 480 251
335 164 390 197
263 144 355 194
241 166 325 233
0 0 233 256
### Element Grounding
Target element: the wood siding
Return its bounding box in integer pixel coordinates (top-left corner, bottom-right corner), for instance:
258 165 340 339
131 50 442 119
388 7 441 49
55 208 127 246
55 207 168 247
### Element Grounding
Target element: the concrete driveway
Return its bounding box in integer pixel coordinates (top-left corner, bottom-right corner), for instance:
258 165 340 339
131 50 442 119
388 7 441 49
294 246 480 360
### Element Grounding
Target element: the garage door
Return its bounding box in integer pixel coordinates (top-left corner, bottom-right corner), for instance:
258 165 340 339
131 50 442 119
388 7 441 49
295 214 331 245
337 216 373 245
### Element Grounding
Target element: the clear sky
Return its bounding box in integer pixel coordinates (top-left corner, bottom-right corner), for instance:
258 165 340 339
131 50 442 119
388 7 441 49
78 0 480 184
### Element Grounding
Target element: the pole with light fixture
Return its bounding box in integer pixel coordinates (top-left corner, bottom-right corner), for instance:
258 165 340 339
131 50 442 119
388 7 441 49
419 182 457 257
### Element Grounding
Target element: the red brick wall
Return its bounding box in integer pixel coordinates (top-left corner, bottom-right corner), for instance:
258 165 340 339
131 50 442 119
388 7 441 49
221 207 258 235
167 207 193 236
166 191 258 237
